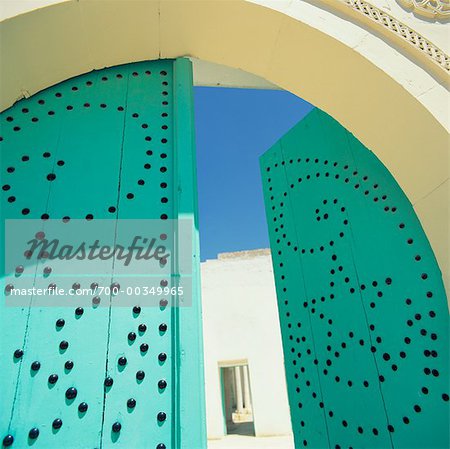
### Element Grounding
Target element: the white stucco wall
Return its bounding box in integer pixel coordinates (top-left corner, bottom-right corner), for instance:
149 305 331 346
201 249 292 439
250 0 449 129
0 0 448 128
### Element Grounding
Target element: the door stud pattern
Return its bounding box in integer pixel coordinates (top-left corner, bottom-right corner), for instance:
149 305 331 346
260 109 449 449
0 59 204 449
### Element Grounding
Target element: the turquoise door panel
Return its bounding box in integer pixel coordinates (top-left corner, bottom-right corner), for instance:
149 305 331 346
0 59 206 449
260 108 449 449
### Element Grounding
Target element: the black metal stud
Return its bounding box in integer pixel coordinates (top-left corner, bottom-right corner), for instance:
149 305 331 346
138 324 147 333
92 296 101 305
56 318 65 328
157 412 167 422
4 284 14 294
159 323 167 332
28 428 39 440
59 340 69 350
31 361 41 371
104 376 114 387
90 282 99 291
133 306 141 315
140 343 149 353
75 307 84 316
118 357 127 367
156 444 166 449
65 360 74 370
78 402 88 413
158 379 167 389
158 353 167 362
13 349 23 359
48 374 58 384
128 332 136 342
52 419 62 429
136 370 145 380
2 435 14 447
15 266 24 275
127 398 136 408
65 387 77 400
112 422 121 433
72 282 80 291
43 266 52 275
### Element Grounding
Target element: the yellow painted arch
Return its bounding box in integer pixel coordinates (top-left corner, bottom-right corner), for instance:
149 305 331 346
0 0 448 293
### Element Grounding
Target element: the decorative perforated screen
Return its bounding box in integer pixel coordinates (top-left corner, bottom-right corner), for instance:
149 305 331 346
260 109 449 449
0 59 205 449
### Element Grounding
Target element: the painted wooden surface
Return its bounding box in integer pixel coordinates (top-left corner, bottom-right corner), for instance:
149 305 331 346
0 59 206 449
260 108 449 449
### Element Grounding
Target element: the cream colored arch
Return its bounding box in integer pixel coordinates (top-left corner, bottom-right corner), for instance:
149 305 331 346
0 0 448 294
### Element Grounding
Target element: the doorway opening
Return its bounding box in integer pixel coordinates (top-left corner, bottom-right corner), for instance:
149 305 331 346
220 362 255 437
197 86 305 448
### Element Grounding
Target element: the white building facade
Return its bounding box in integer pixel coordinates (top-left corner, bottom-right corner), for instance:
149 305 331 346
201 249 292 440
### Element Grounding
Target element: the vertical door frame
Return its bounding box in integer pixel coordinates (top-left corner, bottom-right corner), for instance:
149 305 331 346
172 57 207 449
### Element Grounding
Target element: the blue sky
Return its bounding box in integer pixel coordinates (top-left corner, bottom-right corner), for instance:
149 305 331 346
194 87 313 261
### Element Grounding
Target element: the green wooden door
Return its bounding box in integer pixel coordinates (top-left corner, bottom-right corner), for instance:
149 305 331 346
260 109 449 449
0 59 206 449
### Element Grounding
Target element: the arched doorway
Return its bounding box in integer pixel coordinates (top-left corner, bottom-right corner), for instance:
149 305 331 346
0 1 448 448
1 56 448 449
